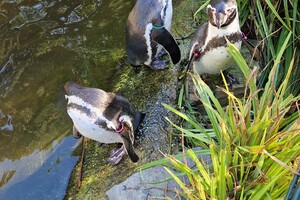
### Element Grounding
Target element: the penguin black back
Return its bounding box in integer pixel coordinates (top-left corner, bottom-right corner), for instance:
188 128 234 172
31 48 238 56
126 0 181 69
64 81 135 122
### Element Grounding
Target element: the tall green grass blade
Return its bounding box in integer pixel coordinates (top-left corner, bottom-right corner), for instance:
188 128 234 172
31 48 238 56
187 149 211 185
178 84 184 108
191 75 223 143
265 0 291 31
165 117 213 144
193 0 210 19
139 149 210 170
219 150 226 200
162 103 207 134
164 167 195 200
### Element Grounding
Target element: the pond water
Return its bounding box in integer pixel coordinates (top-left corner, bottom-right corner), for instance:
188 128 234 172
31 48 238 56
0 0 135 198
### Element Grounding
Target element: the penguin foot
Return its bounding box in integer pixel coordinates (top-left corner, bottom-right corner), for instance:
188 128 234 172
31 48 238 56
224 71 239 88
157 50 168 58
150 59 169 70
106 145 126 165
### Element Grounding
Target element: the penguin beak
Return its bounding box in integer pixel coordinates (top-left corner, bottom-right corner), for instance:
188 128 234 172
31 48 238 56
119 131 139 162
216 12 224 29
207 4 227 29
216 11 226 29
119 122 139 162
214 5 237 29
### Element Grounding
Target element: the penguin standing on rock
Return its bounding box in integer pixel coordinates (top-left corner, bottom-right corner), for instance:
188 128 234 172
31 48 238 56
126 0 181 70
64 82 144 165
189 0 242 85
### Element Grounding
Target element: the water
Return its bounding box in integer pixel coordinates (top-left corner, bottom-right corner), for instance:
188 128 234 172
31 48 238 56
0 0 135 198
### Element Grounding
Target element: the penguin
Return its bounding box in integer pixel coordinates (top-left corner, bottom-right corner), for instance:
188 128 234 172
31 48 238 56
189 0 242 84
64 81 144 165
126 0 181 70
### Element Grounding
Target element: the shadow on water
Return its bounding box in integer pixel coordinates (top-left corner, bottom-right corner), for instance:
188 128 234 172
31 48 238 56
0 0 136 198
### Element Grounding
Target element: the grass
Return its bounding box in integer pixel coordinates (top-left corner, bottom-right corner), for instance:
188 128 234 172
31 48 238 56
238 0 300 96
139 1 300 198
140 41 300 199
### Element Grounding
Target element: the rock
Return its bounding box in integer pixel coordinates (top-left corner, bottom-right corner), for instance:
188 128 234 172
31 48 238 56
106 165 179 200
106 147 211 199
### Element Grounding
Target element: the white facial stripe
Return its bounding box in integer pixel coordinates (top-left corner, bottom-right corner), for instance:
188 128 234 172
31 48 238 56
164 0 172 30
119 115 132 129
65 95 116 130
207 4 237 11
119 114 134 143
144 23 153 66
207 4 215 11
160 0 168 20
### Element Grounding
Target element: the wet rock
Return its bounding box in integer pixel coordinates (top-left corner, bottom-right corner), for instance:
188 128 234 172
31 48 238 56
106 147 211 200
106 165 178 200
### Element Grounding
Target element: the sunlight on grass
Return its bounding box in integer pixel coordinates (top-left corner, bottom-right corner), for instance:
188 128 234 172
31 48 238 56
138 1 300 199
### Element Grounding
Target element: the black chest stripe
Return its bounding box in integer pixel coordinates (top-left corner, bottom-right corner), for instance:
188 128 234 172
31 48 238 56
68 103 111 130
68 103 94 118
199 32 241 59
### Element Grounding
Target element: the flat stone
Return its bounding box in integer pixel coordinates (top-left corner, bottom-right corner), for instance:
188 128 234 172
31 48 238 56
106 147 211 200
106 165 179 200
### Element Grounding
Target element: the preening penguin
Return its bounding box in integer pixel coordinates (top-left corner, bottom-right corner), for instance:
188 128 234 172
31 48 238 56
126 0 181 70
64 82 144 165
189 0 242 84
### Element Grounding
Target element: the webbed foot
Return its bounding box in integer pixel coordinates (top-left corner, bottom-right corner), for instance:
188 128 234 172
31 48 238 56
224 71 239 88
150 59 169 70
105 145 126 165
157 49 168 58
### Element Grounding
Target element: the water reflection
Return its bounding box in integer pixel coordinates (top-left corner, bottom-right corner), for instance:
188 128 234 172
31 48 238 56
0 136 79 199
0 0 134 198
0 110 13 131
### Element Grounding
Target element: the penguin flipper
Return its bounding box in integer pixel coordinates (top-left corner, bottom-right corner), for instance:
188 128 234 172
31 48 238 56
152 27 181 64
189 23 208 59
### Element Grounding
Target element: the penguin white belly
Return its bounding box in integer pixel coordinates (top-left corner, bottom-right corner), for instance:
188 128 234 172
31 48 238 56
194 41 242 74
155 0 173 57
67 109 123 144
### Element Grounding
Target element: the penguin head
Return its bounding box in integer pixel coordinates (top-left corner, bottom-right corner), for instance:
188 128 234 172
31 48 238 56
118 111 144 163
116 115 139 162
117 115 139 162
117 115 134 143
207 0 238 29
